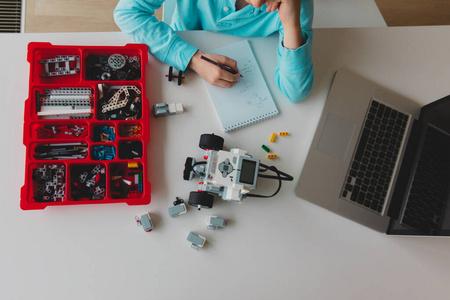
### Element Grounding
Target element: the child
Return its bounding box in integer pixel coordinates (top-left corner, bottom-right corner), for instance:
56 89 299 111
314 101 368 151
114 0 313 103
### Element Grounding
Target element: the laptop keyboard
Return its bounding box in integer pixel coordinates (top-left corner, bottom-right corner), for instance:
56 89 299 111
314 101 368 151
401 125 450 235
340 100 409 214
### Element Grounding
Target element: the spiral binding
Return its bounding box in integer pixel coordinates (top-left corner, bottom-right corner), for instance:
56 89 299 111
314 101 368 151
224 110 279 133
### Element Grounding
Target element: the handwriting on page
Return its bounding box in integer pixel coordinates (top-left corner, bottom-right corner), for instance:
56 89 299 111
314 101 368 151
237 59 268 108
204 40 278 132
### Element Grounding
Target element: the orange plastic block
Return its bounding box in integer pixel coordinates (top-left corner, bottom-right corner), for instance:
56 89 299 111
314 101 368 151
269 133 276 143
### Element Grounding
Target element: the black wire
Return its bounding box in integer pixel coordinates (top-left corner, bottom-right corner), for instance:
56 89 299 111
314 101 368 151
245 163 293 198
192 161 207 177
258 163 293 181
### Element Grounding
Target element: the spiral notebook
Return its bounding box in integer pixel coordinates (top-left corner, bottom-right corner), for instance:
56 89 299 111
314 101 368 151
203 40 278 133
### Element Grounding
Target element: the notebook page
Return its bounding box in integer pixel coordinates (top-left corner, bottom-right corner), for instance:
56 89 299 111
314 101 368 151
204 40 278 132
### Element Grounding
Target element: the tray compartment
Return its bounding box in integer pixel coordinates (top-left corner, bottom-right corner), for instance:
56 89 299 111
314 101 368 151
30 162 67 203
83 47 144 81
31 142 88 161
31 120 88 140
91 123 116 143
28 43 82 85
109 162 144 199
118 140 143 159
69 163 106 201
32 86 95 120
91 144 117 161
118 122 143 138
96 83 143 121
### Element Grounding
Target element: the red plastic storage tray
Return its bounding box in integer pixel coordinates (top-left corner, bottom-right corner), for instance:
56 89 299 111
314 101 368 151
20 42 151 210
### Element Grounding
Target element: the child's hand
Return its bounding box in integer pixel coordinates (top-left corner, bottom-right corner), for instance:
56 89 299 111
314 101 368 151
265 0 303 49
266 0 301 28
188 51 241 88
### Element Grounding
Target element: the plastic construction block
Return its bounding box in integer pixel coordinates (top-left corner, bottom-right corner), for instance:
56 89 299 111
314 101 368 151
127 162 139 169
153 103 184 118
207 216 227 230
168 204 187 217
261 144 270 153
267 154 278 159
187 232 206 250
166 66 184 85
39 55 80 78
136 213 153 232
279 132 289 136
21 43 151 210
168 197 187 217
269 133 276 143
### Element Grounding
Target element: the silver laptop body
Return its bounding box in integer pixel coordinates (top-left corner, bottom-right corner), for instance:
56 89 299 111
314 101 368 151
295 69 422 232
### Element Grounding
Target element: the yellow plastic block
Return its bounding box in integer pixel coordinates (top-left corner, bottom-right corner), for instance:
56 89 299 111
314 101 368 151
269 133 276 143
267 154 278 159
279 132 289 136
128 162 139 169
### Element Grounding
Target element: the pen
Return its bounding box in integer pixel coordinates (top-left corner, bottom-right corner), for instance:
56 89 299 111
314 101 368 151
200 55 243 78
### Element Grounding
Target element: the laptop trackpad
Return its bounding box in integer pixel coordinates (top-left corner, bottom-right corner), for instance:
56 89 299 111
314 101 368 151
317 114 356 160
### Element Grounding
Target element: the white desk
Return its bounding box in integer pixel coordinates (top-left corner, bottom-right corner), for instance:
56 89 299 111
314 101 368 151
2 27 450 300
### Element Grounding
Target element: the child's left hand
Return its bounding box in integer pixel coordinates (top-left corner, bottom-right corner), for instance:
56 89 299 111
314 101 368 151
265 0 303 49
265 0 301 29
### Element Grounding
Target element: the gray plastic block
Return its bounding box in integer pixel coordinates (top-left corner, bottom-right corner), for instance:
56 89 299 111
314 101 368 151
140 213 153 232
187 232 206 250
168 203 187 217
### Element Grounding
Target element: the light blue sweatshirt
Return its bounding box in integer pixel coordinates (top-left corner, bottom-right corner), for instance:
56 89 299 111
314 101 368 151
114 0 314 102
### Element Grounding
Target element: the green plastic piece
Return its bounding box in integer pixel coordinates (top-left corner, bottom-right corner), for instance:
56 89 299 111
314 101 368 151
261 144 270 153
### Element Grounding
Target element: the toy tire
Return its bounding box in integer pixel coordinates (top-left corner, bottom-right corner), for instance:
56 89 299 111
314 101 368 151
178 70 183 85
183 157 195 181
168 66 173 81
188 191 214 209
99 54 109 64
116 71 128 80
199 133 224 151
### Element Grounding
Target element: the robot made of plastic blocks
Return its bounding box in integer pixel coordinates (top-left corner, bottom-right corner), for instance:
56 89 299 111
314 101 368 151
183 133 260 210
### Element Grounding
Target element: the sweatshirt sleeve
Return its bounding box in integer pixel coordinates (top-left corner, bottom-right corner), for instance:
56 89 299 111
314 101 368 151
274 1 314 103
114 0 198 71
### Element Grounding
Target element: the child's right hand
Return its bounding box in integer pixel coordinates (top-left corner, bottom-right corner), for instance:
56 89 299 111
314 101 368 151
188 51 241 88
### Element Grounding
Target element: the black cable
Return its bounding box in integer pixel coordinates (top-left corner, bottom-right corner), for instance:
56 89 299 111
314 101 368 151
245 163 293 198
192 161 207 177
257 163 293 181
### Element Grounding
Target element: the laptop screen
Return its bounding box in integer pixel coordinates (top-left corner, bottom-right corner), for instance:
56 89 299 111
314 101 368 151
388 96 450 235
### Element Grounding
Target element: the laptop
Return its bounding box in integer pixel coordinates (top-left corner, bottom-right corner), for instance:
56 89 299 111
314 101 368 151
295 69 450 236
